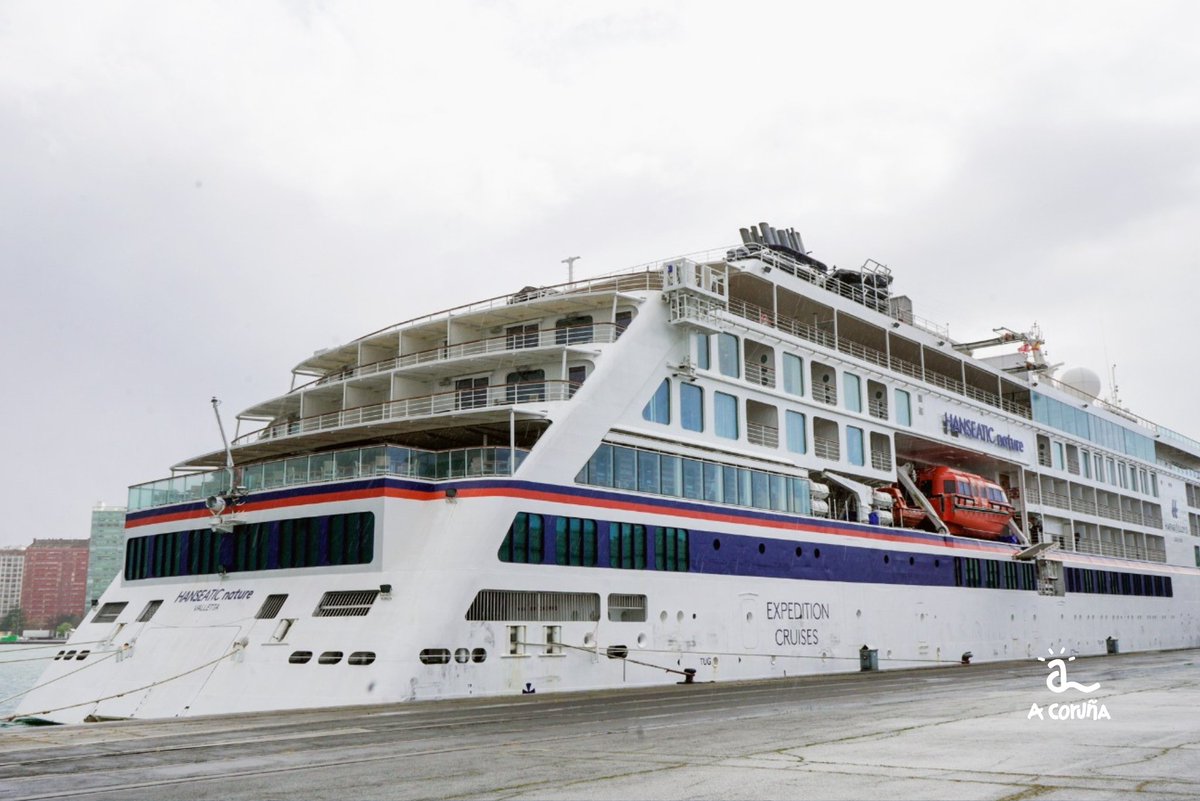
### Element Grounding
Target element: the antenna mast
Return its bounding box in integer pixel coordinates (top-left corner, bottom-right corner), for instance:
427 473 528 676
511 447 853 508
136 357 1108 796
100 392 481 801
561 256 580 283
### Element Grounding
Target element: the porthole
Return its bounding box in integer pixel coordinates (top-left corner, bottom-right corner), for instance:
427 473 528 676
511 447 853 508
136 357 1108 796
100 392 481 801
908 556 915 566
637 633 647 648
418 648 451 665
288 650 313 664
606 645 629 659
348 651 376 666
659 610 668 623
54 650 64 661
795 546 803 557
676 610 684 623
318 651 343 665
471 647 487 663
712 538 721 550
76 650 90 660
757 543 765 554
64 650 76 660
883 554 890 565
454 648 470 664
935 559 941 567
814 548 821 558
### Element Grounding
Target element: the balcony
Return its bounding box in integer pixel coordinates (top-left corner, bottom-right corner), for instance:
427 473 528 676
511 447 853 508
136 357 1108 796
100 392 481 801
236 380 580 449
129 444 531 512
299 323 621 391
743 363 776 388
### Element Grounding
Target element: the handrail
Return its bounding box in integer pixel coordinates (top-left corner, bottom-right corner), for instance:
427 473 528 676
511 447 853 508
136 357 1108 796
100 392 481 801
129 444 532 512
291 323 620 394
235 380 581 446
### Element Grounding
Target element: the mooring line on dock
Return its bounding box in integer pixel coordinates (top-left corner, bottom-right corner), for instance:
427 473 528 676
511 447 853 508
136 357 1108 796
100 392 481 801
3 641 245 723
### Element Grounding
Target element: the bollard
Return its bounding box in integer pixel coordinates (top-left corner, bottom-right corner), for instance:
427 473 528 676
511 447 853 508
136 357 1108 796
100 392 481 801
859 645 879 671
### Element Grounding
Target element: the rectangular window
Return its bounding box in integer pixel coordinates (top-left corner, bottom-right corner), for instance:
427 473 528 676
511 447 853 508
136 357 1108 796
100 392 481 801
641 378 670 424
703 461 723 502
782 353 803 395
1051 442 1064 470
654 527 689 572
660 455 682 496
555 517 598 567
695 334 711 370
844 373 862 413
717 333 739 378
613 446 637 490
785 410 806 454
715 392 739 439
847 426 865 466
895 390 911 426
585 444 613 486
609 523 647 570
1081 449 1091 479
682 459 703 499
505 323 539 349
637 451 660 494
680 383 704 432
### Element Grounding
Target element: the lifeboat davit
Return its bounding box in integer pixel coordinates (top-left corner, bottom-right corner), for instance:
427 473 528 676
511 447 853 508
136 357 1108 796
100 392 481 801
888 466 1015 540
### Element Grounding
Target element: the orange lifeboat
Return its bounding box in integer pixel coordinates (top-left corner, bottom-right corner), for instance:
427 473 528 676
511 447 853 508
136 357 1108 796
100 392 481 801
891 466 1015 540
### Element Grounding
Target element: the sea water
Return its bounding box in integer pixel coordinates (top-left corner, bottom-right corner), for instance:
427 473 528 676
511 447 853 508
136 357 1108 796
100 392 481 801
0 644 57 723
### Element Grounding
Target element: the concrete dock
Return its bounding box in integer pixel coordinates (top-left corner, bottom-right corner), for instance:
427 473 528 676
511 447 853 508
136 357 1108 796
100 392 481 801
1 649 1198 800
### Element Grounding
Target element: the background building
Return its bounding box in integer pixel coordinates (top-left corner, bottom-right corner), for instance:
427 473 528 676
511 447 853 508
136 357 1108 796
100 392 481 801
20 539 89 629
0 547 25 629
85 503 126 613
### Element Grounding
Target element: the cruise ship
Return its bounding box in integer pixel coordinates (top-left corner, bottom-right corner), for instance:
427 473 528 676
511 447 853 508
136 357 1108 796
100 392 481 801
16 223 1200 724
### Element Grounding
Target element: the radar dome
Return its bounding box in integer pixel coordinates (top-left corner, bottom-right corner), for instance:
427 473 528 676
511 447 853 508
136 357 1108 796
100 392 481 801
1059 366 1102 398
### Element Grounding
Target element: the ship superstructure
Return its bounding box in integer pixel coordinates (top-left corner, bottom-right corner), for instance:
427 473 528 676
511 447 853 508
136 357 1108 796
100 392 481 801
16 224 1200 724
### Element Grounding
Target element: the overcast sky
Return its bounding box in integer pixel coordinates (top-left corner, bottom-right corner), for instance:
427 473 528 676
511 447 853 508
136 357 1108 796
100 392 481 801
1 1 1198 548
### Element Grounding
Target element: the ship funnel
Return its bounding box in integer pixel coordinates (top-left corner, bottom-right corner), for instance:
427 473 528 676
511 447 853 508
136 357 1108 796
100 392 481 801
759 222 777 246
739 227 753 245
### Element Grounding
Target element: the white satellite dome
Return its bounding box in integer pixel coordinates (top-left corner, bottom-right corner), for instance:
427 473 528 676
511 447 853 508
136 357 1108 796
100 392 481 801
1059 366 1102 398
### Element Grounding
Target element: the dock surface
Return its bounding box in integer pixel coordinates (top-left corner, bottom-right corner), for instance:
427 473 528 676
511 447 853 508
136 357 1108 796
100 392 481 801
2 649 1198 800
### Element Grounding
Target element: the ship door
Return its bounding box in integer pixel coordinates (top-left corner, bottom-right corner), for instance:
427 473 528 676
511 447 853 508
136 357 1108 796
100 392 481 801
739 593 758 649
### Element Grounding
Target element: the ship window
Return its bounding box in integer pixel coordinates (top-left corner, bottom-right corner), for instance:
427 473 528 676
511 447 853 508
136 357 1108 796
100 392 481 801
609 523 648 570
613 447 636 490
694 333 711 370
782 353 804 396
348 651 376 666
608 593 647 622
318 651 343 665
642 379 671 424
288 651 312 664
499 512 544 564
660 454 682 496
699 462 721 502
655 528 689 572
844 373 862 413
846 427 865 467
92 602 127 624
1081 450 1091 479
505 323 539 349
680 383 704 432
419 648 451 665
637 451 660 494
715 392 739 439
786 411 807 454
750 471 770 509
555 517 598 567
466 590 600 622
135 600 162 623
717 333 739 378
583 444 613 487
895 390 911 426
682 459 703 499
